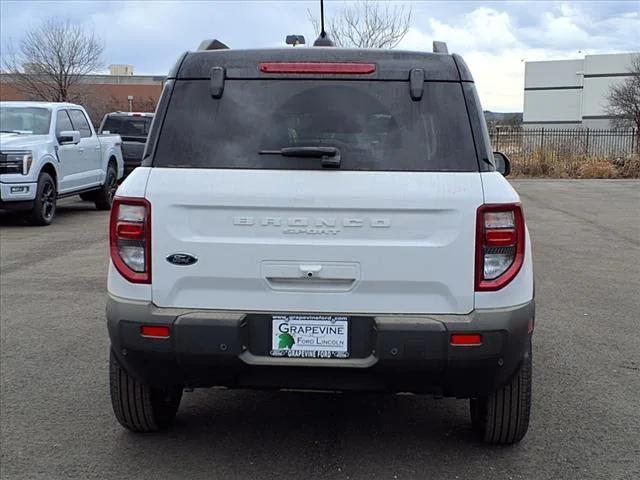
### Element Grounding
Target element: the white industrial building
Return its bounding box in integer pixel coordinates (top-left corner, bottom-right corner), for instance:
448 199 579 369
523 52 638 128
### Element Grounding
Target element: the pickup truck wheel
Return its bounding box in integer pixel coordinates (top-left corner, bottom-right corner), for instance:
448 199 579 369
29 172 57 226
109 350 183 432
470 342 532 445
94 164 117 210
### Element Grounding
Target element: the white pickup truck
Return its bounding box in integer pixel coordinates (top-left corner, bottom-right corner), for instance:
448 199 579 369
0 101 124 225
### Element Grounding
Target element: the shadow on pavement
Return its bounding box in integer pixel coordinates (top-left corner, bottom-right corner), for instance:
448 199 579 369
107 390 502 478
0 199 102 228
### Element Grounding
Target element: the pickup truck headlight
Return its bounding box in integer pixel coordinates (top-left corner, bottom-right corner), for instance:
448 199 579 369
0 152 33 175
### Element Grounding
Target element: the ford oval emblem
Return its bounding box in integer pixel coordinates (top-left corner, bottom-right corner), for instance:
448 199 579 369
166 253 198 266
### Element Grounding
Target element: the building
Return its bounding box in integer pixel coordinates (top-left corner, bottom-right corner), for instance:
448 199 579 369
109 64 135 76
0 65 164 125
523 52 638 128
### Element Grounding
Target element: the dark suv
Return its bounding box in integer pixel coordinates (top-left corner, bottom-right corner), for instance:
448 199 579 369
98 112 153 176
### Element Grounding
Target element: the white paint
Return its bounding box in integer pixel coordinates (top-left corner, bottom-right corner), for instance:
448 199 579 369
523 89 582 122
524 59 583 89
582 76 630 117
143 169 486 314
476 173 534 309
108 168 536 314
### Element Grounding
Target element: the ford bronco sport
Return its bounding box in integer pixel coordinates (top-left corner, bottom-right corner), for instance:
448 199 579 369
107 40 534 444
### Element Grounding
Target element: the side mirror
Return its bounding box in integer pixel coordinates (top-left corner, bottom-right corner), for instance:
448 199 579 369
493 151 511 177
58 130 81 145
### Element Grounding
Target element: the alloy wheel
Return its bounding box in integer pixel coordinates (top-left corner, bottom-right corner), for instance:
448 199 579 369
42 181 55 220
107 172 117 204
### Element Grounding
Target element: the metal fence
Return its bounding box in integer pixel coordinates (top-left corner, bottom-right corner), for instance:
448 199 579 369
490 127 638 161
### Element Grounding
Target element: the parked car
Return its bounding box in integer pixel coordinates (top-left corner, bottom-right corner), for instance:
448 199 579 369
98 112 153 177
107 40 534 445
0 102 124 225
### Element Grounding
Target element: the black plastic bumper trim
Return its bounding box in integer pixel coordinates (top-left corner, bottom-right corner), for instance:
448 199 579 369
106 296 534 397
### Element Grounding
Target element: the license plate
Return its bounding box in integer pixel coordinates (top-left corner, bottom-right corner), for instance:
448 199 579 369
270 315 349 359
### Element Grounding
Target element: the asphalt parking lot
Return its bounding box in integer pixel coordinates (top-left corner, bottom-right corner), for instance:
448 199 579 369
1 179 639 480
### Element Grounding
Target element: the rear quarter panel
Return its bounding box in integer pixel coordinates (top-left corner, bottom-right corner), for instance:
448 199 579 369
107 167 152 300
476 172 534 309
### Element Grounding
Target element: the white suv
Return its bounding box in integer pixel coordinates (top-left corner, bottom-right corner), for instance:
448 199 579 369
106 41 534 444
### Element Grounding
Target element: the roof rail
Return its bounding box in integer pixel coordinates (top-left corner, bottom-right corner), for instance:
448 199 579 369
198 39 229 51
432 41 449 54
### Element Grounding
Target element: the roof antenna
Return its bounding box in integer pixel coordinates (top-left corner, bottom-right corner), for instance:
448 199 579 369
313 0 334 47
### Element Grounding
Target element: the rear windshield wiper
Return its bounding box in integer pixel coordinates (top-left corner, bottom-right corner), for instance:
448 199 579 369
258 146 341 168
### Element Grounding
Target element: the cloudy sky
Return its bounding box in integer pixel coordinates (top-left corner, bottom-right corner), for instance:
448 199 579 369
1 0 638 111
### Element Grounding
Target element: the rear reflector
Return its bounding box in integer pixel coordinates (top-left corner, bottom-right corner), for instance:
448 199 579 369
259 62 376 74
140 326 170 338
450 333 482 346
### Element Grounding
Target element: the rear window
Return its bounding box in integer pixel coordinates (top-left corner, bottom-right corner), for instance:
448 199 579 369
154 80 478 171
102 116 152 138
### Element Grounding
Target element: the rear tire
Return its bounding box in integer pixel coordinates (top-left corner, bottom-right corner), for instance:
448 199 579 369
29 172 57 226
109 350 183 432
470 342 532 445
94 163 117 210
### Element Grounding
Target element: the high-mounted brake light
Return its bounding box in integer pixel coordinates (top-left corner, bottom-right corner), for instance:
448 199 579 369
110 197 151 284
475 203 525 291
259 62 376 74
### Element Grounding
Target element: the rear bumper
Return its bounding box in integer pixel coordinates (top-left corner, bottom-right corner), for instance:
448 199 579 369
106 296 534 397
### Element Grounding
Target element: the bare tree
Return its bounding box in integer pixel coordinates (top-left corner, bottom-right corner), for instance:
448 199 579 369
80 93 116 127
309 1 412 49
606 55 640 132
2 18 104 102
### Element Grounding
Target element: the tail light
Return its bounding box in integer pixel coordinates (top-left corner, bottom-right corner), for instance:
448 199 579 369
110 197 151 283
475 203 525 291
